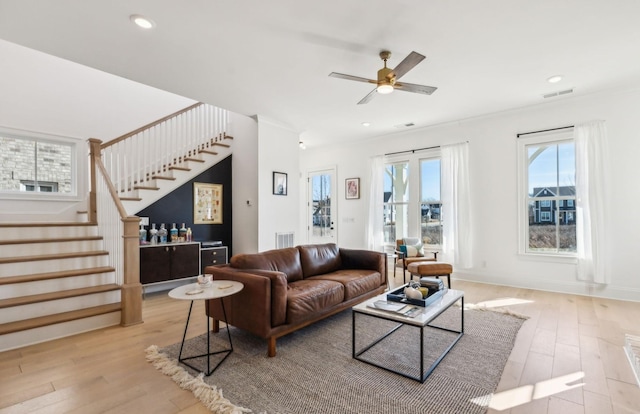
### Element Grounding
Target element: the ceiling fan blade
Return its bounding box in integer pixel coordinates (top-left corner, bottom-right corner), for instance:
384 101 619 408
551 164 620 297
357 89 377 105
388 51 425 80
394 81 437 95
329 72 377 84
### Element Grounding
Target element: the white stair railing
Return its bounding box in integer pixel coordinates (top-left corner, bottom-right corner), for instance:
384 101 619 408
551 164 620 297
101 103 230 196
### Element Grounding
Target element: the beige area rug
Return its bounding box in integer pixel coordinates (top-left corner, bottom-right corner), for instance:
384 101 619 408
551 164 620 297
146 305 526 414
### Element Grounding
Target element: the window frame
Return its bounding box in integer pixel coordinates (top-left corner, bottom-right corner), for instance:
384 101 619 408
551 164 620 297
383 160 410 245
384 148 441 249
517 129 577 259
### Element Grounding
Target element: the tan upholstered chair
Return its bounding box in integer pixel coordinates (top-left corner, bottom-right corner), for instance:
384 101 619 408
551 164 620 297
395 239 438 283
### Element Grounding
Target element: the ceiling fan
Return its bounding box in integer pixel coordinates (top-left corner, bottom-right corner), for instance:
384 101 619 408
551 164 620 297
329 50 437 105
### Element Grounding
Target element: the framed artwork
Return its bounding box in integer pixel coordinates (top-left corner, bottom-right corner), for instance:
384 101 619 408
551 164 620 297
345 177 360 199
193 182 223 224
273 172 288 195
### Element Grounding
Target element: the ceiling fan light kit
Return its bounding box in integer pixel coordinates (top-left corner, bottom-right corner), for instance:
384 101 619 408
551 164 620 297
377 84 394 94
329 50 437 104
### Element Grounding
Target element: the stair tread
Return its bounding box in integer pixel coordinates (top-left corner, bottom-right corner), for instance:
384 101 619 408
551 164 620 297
133 185 159 190
120 197 142 201
0 222 96 228
151 175 176 181
212 143 231 148
0 236 102 246
0 250 108 265
198 149 219 155
0 266 115 285
184 157 205 162
0 303 121 335
0 284 120 309
169 166 191 171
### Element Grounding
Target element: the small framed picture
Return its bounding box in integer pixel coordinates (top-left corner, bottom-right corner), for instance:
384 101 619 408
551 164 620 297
273 172 288 195
345 178 360 199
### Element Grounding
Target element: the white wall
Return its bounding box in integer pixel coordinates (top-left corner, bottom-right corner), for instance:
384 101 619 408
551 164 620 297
0 39 197 222
230 113 259 255
0 39 196 140
300 88 640 302
257 116 300 251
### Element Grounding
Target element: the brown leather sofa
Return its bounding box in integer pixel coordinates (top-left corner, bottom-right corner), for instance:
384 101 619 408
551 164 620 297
205 243 387 357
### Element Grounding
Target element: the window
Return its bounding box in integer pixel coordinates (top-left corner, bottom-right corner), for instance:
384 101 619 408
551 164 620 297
518 130 576 255
0 134 74 194
420 158 442 247
20 180 58 192
383 150 442 248
383 162 409 244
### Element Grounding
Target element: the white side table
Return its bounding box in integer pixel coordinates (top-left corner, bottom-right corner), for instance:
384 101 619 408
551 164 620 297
169 280 243 376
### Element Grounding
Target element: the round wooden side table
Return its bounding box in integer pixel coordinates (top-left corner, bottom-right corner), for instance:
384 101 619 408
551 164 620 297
169 280 243 375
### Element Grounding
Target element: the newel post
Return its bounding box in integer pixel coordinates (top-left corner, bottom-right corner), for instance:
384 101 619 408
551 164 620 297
87 138 101 223
121 216 143 326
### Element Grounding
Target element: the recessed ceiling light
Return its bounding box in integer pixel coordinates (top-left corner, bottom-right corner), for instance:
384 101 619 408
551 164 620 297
362 122 371 127
130 14 155 29
547 75 563 83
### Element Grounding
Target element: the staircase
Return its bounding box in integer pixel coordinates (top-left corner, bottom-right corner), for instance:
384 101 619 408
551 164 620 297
0 102 233 352
101 102 233 215
0 223 120 351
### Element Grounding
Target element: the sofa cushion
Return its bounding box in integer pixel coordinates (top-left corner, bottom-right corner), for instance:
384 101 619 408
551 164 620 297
230 247 303 283
308 270 382 301
298 243 342 278
286 279 344 324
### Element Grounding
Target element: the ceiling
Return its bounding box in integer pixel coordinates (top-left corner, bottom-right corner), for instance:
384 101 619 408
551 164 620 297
1 0 640 149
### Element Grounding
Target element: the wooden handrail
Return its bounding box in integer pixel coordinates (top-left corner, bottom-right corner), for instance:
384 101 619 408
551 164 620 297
96 160 129 219
89 139 128 219
101 102 203 149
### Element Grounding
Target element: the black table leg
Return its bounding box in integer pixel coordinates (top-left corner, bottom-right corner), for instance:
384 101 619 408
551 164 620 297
177 298 234 376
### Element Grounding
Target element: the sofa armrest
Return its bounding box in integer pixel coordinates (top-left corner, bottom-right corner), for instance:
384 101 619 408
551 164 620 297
204 266 289 335
338 248 387 287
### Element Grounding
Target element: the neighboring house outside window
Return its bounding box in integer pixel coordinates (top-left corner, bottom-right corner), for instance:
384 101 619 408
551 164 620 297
518 129 576 255
0 132 75 195
420 158 441 247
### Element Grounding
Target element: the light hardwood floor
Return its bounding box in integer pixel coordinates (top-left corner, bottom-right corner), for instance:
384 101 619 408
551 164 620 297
1 273 639 413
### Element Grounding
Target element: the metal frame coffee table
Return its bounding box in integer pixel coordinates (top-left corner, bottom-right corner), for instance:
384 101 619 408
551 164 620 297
352 288 464 383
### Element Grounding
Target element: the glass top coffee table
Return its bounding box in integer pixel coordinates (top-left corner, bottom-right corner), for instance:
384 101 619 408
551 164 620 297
352 288 464 383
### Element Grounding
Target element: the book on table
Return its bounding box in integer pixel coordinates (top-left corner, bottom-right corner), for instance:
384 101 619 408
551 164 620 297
368 300 421 317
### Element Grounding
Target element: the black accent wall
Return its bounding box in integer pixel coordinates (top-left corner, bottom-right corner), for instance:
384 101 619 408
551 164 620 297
137 155 232 254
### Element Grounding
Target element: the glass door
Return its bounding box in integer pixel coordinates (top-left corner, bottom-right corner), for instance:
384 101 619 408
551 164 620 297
308 168 336 244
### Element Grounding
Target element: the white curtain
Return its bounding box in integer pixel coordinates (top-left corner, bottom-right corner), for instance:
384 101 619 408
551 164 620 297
441 142 472 268
575 121 610 283
366 155 385 252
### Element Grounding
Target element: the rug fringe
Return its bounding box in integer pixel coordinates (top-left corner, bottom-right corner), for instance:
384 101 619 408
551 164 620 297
145 345 252 414
463 304 530 320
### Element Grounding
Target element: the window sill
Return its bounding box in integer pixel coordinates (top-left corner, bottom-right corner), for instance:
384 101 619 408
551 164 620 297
517 252 577 264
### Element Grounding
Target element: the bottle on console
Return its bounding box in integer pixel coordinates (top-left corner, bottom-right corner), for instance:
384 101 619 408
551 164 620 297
158 223 168 244
170 223 178 242
149 223 158 245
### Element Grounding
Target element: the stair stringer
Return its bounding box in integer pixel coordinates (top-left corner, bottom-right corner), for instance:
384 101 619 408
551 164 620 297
120 144 232 215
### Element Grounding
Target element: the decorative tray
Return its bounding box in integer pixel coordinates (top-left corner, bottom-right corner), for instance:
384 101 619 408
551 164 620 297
386 286 443 307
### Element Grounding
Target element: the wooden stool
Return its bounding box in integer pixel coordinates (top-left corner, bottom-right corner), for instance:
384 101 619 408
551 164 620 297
407 261 453 288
